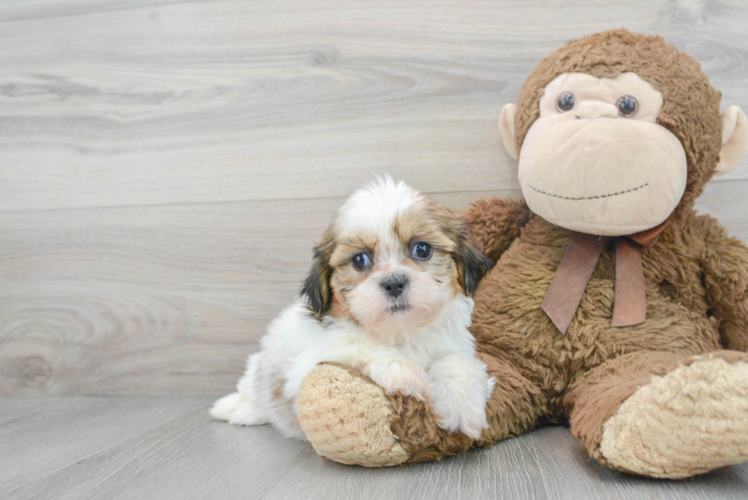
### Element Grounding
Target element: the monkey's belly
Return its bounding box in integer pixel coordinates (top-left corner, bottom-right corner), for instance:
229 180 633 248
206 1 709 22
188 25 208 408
470 240 722 399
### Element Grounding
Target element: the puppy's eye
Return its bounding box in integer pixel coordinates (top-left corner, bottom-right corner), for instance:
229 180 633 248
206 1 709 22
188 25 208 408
616 95 638 117
411 242 433 260
556 92 575 112
351 253 371 271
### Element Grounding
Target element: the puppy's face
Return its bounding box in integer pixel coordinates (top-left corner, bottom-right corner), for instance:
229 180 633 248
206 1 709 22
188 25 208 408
301 178 490 337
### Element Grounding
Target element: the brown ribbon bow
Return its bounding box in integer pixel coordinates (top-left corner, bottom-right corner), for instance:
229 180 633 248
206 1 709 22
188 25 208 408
541 222 670 334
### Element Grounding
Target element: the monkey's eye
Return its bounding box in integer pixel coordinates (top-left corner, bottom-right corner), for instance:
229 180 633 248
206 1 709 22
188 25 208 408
351 253 372 271
616 95 639 117
556 92 575 112
411 242 433 261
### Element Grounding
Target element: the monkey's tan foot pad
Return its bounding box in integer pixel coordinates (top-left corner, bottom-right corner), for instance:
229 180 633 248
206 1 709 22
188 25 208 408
297 363 409 467
600 356 748 478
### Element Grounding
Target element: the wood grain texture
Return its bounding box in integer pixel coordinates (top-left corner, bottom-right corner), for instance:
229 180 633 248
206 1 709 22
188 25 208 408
0 190 514 396
0 396 212 495
1 0 748 397
0 0 747 212
1 396 746 500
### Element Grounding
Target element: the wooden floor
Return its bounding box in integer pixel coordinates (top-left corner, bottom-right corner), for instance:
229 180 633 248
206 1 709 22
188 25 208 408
0 396 746 500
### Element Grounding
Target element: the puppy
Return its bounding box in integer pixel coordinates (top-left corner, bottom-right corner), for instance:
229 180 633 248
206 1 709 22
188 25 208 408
211 176 495 439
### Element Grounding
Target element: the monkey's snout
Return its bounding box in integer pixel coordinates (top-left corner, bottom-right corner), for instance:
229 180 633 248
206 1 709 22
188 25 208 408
575 101 618 119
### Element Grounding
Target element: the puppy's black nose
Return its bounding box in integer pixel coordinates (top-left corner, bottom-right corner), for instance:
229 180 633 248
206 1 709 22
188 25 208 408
380 275 408 299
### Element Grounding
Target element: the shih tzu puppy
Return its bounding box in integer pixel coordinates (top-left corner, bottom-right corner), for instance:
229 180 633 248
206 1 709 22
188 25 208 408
210 176 495 440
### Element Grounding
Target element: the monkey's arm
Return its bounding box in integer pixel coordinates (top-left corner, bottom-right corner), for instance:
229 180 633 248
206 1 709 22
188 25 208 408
699 215 748 352
460 198 532 263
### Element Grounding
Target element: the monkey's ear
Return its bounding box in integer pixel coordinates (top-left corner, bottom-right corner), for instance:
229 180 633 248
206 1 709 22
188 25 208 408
715 106 748 175
300 233 335 316
499 103 519 161
454 238 492 296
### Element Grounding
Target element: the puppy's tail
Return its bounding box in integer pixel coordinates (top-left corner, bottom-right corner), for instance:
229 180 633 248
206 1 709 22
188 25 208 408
210 354 270 426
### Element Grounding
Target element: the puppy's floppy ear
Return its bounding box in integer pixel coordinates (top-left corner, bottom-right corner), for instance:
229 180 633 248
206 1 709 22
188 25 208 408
431 202 492 296
300 226 336 316
454 226 492 296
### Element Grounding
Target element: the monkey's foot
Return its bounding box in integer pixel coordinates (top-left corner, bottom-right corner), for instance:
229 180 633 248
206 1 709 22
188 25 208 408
296 363 409 467
600 355 748 478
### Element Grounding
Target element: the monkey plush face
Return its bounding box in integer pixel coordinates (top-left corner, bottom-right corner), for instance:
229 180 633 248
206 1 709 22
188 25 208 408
518 72 686 235
499 30 748 236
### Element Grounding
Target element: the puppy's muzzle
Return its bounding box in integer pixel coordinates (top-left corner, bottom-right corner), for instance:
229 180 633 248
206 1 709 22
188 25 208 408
380 275 408 299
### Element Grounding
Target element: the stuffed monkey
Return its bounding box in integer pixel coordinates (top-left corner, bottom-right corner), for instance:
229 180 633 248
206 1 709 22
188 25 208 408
295 30 748 478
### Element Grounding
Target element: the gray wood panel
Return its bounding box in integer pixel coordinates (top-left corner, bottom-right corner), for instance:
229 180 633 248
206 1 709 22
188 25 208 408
0 0 746 213
0 396 212 495
2 0 748 397
1 396 746 500
0 190 515 396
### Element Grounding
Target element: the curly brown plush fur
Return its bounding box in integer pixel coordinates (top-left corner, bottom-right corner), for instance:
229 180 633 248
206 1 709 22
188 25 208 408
296 30 748 478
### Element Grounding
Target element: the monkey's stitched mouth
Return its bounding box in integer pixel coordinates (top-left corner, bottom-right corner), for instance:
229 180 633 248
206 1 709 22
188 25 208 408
528 182 649 201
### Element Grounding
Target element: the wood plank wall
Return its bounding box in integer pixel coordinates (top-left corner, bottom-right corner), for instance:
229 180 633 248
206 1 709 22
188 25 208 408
1 0 747 396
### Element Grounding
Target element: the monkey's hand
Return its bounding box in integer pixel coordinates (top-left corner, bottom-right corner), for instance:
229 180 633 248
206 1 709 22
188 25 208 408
700 215 748 352
459 197 532 263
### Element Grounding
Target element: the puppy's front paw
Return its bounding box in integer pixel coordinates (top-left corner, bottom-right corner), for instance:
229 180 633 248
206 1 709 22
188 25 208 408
428 356 494 440
364 358 430 401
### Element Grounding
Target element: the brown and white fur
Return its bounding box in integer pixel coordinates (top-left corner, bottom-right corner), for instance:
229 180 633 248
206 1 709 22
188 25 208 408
210 176 494 440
